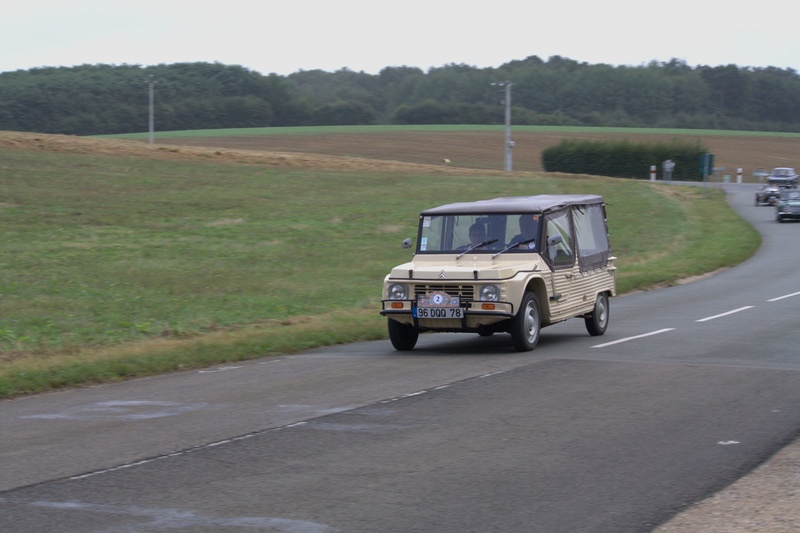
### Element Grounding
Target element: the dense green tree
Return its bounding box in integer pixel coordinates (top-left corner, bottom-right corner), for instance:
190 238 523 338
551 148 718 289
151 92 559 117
749 67 800 123
2 58 800 134
378 66 425 118
312 100 377 125
393 100 456 124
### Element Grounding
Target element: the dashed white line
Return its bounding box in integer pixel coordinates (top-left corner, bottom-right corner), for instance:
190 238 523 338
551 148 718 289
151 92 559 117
592 299 781 349
197 366 243 373
768 291 800 302
592 328 675 348
479 370 508 378
695 306 754 322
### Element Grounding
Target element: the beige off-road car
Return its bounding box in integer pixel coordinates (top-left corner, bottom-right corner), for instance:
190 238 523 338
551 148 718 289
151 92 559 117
381 194 616 351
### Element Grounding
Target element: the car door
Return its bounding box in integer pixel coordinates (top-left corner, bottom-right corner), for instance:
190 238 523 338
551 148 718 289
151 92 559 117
543 208 580 321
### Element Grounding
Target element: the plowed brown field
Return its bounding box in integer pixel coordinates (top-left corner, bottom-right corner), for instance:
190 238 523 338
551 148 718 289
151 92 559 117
163 130 800 180
2 129 799 182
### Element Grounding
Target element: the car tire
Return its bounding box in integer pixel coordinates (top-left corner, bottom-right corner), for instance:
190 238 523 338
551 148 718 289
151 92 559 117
388 319 419 351
585 292 610 336
510 291 541 352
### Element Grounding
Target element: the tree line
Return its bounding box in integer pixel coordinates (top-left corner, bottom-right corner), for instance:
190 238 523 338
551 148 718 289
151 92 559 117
1 56 800 135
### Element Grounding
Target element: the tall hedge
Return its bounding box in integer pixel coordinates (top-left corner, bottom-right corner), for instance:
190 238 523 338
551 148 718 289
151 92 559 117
541 139 709 181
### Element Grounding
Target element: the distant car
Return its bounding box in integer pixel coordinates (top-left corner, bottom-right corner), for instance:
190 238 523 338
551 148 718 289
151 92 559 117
756 168 798 206
756 182 782 206
775 189 800 222
766 167 798 191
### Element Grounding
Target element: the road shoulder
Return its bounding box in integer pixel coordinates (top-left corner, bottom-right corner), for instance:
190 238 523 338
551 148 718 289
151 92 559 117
655 437 800 532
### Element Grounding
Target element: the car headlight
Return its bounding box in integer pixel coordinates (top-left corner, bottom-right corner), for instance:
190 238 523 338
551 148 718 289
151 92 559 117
479 284 500 302
388 284 408 300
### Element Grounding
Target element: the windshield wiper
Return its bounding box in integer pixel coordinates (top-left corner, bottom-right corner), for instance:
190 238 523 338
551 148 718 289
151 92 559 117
492 238 536 258
456 239 498 259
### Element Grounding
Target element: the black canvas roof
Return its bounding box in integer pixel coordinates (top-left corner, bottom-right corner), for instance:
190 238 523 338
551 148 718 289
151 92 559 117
420 194 605 215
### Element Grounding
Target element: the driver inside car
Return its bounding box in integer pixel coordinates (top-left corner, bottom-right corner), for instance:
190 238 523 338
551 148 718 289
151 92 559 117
457 222 487 251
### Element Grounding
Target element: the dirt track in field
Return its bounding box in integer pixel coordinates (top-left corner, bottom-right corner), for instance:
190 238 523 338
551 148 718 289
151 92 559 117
0 131 490 175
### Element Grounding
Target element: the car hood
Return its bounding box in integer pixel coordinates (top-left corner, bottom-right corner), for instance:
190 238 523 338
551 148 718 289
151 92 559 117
389 256 549 281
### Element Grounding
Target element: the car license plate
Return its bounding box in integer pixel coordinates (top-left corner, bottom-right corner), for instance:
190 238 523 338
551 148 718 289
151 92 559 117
415 291 462 319
414 307 464 319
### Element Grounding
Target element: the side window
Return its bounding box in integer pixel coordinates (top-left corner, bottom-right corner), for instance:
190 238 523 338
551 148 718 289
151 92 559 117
419 215 445 251
574 203 611 271
545 209 574 268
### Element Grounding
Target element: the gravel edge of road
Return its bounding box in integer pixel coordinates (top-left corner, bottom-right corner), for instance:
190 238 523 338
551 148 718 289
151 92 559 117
653 437 800 532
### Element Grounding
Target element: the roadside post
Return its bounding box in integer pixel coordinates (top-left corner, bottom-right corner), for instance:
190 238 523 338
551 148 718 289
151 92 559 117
737 168 743 184
650 165 656 181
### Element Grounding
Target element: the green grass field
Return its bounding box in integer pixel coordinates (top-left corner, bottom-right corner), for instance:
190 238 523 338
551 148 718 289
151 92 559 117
0 128 761 397
105 124 800 140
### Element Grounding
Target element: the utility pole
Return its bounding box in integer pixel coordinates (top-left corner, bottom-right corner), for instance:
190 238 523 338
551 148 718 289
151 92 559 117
147 75 156 144
491 81 514 171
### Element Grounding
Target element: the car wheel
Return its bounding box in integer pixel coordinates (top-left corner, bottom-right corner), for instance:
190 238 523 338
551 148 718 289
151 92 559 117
585 292 610 336
510 291 540 352
388 319 419 351
777 214 785 223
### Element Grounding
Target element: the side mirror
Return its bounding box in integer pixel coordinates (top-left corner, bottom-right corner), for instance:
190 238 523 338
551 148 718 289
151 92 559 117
402 238 413 249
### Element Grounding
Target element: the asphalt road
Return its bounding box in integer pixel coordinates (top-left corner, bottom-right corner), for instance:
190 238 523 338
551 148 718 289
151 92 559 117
1 183 798 533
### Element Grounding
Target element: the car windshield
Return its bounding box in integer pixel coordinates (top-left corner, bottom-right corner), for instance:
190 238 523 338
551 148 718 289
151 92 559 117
772 169 795 177
418 213 541 253
780 191 800 200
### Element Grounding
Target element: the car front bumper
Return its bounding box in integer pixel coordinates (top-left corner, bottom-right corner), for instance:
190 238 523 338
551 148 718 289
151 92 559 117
381 300 515 331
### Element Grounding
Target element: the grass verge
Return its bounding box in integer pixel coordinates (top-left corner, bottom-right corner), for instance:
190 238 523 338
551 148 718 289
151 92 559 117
0 137 759 398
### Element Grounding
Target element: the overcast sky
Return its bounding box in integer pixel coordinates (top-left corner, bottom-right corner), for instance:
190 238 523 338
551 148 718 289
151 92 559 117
2 0 798 76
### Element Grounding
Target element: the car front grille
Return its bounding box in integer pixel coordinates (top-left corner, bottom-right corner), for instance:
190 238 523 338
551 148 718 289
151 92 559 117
413 284 475 300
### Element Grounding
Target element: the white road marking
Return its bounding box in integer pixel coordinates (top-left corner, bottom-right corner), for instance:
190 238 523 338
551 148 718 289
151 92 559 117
21 401 210 421
592 328 675 348
591 297 786 349
69 420 304 481
767 290 800 302
26 501 332 532
696 306 754 322
198 366 243 373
